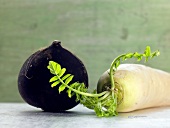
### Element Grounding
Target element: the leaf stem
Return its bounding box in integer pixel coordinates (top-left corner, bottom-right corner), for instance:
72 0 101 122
56 75 108 97
98 91 111 101
110 54 125 89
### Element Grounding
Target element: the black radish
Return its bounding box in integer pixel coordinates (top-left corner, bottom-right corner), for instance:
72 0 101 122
18 40 88 111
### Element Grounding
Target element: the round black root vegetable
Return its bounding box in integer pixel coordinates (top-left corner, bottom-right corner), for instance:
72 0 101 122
18 40 88 112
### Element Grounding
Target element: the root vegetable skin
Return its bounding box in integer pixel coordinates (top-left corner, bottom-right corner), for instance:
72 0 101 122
114 64 170 112
18 41 89 111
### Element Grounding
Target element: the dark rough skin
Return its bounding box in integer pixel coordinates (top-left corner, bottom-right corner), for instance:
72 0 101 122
18 40 89 111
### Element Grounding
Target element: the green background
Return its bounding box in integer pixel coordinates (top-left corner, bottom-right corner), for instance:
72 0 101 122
0 0 170 102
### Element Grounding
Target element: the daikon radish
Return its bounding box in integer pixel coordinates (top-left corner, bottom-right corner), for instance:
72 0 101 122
97 64 170 112
47 46 169 117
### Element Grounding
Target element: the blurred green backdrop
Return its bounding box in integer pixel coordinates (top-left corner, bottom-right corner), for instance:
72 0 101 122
0 0 170 102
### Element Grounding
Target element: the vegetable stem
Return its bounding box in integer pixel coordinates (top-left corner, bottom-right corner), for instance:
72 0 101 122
98 92 111 101
110 54 125 89
56 75 108 97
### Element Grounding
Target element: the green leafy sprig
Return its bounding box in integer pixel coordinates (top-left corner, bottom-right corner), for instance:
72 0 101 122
109 46 160 89
47 46 160 117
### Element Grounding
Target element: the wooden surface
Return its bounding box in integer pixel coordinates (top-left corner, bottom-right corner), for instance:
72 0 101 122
0 103 170 128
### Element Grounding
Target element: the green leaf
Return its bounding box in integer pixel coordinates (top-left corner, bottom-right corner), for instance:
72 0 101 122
79 83 87 92
136 55 143 61
156 51 160 56
59 68 66 77
125 53 133 58
47 65 51 70
51 80 60 88
133 52 139 58
47 65 55 75
133 52 143 61
94 103 103 117
65 75 74 84
151 50 160 58
59 84 66 93
61 74 71 81
48 61 58 74
49 61 57 70
76 94 81 102
56 63 61 74
49 76 58 82
70 82 79 88
48 61 62 75
144 46 151 57
144 46 151 62
122 55 127 61
67 89 72 98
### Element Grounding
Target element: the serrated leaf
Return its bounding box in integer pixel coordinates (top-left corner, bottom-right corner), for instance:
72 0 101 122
51 80 60 88
49 76 58 82
48 61 62 75
65 75 74 84
48 61 58 74
56 63 61 74
49 69 55 75
59 84 66 93
58 68 66 77
49 61 57 70
47 65 55 75
61 74 71 81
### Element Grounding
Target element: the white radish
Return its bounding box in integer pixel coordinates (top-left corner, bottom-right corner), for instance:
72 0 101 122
98 64 170 112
